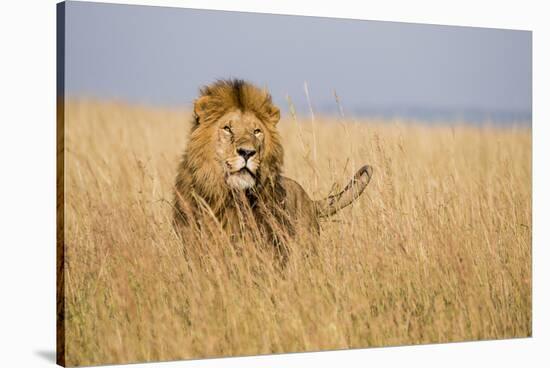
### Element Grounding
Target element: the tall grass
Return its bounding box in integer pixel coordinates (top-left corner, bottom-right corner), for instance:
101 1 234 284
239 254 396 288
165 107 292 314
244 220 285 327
61 100 531 366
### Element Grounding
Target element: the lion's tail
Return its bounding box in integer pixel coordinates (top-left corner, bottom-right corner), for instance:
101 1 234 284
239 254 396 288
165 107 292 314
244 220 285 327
315 165 373 218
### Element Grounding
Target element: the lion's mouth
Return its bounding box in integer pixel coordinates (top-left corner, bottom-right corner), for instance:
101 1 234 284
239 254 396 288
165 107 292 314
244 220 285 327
227 166 257 190
237 167 256 178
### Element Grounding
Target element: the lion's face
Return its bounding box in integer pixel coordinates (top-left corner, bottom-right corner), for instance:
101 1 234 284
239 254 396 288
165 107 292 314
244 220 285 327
215 109 267 190
183 80 284 199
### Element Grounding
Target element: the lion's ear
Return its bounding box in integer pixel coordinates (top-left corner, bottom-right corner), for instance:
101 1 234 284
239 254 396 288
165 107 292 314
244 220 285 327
193 96 210 123
266 105 280 125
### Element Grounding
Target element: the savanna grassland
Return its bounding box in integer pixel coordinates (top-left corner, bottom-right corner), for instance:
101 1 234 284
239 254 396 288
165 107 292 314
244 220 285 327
60 100 531 366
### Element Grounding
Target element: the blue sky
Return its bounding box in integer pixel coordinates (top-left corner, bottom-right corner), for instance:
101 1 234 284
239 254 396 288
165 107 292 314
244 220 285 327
63 1 532 123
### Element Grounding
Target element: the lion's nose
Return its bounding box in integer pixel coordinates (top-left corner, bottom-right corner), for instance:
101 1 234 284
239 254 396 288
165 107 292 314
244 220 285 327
237 148 256 161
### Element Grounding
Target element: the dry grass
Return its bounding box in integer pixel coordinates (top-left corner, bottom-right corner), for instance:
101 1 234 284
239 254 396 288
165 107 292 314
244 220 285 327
61 100 531 366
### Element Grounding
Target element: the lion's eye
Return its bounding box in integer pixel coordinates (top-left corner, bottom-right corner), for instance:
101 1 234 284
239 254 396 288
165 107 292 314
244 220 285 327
254 128 262 135
223 126 232 133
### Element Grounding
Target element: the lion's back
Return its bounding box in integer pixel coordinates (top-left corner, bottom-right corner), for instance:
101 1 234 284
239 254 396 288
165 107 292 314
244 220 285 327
280 176 319 234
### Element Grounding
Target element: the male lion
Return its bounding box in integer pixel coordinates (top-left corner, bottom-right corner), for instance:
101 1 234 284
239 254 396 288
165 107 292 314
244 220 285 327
173 79 372 253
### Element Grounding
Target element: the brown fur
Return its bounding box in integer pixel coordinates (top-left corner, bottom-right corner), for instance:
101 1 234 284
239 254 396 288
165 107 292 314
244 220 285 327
173 79 372 251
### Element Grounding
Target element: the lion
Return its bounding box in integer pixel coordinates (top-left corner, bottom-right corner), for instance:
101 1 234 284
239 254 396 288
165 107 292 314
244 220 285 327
173 79 373 254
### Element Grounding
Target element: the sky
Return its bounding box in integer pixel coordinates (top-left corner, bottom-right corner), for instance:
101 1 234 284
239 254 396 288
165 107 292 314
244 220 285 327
62 1 532 123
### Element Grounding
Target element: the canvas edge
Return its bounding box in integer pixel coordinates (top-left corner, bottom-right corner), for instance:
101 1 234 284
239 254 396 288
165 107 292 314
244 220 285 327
56 1 67 367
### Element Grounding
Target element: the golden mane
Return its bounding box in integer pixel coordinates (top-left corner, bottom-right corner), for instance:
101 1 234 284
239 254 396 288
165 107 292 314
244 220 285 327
192 79 281 127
